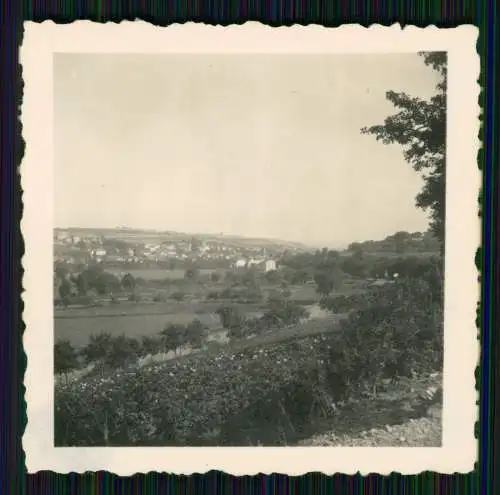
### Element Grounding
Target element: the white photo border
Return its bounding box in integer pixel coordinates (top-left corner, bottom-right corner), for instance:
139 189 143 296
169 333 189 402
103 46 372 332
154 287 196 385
20 21 480 475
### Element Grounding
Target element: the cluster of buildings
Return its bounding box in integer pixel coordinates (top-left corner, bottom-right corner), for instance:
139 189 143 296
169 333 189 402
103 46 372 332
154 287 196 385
53 230 286 270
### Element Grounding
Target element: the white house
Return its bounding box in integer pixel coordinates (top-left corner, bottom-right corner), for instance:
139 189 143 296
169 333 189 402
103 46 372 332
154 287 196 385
265 260 277 272
92 248 107 258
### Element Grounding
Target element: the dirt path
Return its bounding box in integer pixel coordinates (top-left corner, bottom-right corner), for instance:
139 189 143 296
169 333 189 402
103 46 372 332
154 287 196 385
298 373 442 447
298 416 441 446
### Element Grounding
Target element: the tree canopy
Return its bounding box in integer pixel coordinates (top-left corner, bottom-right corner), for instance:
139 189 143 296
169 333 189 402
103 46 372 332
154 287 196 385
361 52 447 249
54 339 79 375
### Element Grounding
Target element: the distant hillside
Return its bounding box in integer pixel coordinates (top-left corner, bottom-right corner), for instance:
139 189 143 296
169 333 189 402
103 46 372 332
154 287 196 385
193 233 309 250
54 227 310 251
346 231 440 255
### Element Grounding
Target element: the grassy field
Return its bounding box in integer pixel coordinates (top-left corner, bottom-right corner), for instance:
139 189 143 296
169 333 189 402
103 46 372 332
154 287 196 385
53 280 362 349
54 301 266 348
55 312 217 348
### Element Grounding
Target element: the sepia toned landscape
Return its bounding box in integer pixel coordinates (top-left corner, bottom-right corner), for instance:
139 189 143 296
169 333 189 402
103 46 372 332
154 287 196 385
54 226 444 446
53 51 446 447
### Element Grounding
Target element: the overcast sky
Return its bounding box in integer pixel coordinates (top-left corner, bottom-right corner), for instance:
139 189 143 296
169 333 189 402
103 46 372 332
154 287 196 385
54 53 440 248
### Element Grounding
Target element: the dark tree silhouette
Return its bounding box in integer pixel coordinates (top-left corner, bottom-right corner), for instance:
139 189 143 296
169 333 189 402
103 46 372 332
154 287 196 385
160 324 186 355
362 52 446 249
185 319 206 349
82 332 114 366
54 339 79 375
121 273 136 294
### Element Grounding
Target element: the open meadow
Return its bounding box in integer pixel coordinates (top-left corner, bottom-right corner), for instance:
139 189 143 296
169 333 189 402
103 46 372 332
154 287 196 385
53 279 365 349
55 301 266 348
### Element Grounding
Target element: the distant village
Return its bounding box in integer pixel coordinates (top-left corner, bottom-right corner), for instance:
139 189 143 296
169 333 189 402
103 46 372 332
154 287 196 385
53 229 300 272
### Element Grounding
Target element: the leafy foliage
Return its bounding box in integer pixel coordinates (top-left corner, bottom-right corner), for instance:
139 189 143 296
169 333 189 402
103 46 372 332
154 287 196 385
216 305 244 331
170 291 186 302
55 249 444 446
121 273 136 294
184 268 199 281
160 324 186 355
75 272 89 296
265 270 282 285
81 332 115 366
262 297 309 328
55 281 442 446
140 336 162 356
58 279 72 300
106 335 141 369
81 332 141 370
185 319 207 349
153 292 167 302
314 253 344 297
361 52 447 246
128 292 142 303
54 339 79 375
54 263 70 282
71 266 122 297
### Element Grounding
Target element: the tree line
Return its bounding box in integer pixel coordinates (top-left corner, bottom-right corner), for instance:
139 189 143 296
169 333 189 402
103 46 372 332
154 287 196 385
54 292 311 376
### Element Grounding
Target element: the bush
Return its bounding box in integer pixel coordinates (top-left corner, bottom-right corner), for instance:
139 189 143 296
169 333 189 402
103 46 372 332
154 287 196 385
320 276 443 395
185 319 207 349
60 295 72 308
262 297 309 328
70 295 95 306
153 292 167 303
216 305 244 332
281 289 291 299
160 324 187 355
140 336 162 356
243 317 267 335
184 268 199 281
206 291 221 300
82 332 115 366
170 292 186 302
82 332 141 370
54 339 80 375
220 287 262 303
128 292 142 303
105 335 141 369
265 270 282 285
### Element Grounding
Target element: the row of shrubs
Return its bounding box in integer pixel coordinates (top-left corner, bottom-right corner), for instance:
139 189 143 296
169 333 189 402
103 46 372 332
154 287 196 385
56 284 276 308
55 290 190 308
55 295 311 376
54 317 209 376
216 298 310 339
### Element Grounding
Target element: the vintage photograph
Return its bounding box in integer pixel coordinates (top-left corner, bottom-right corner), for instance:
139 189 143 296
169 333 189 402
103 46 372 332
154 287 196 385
52 51 446 447
21 23 478 475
